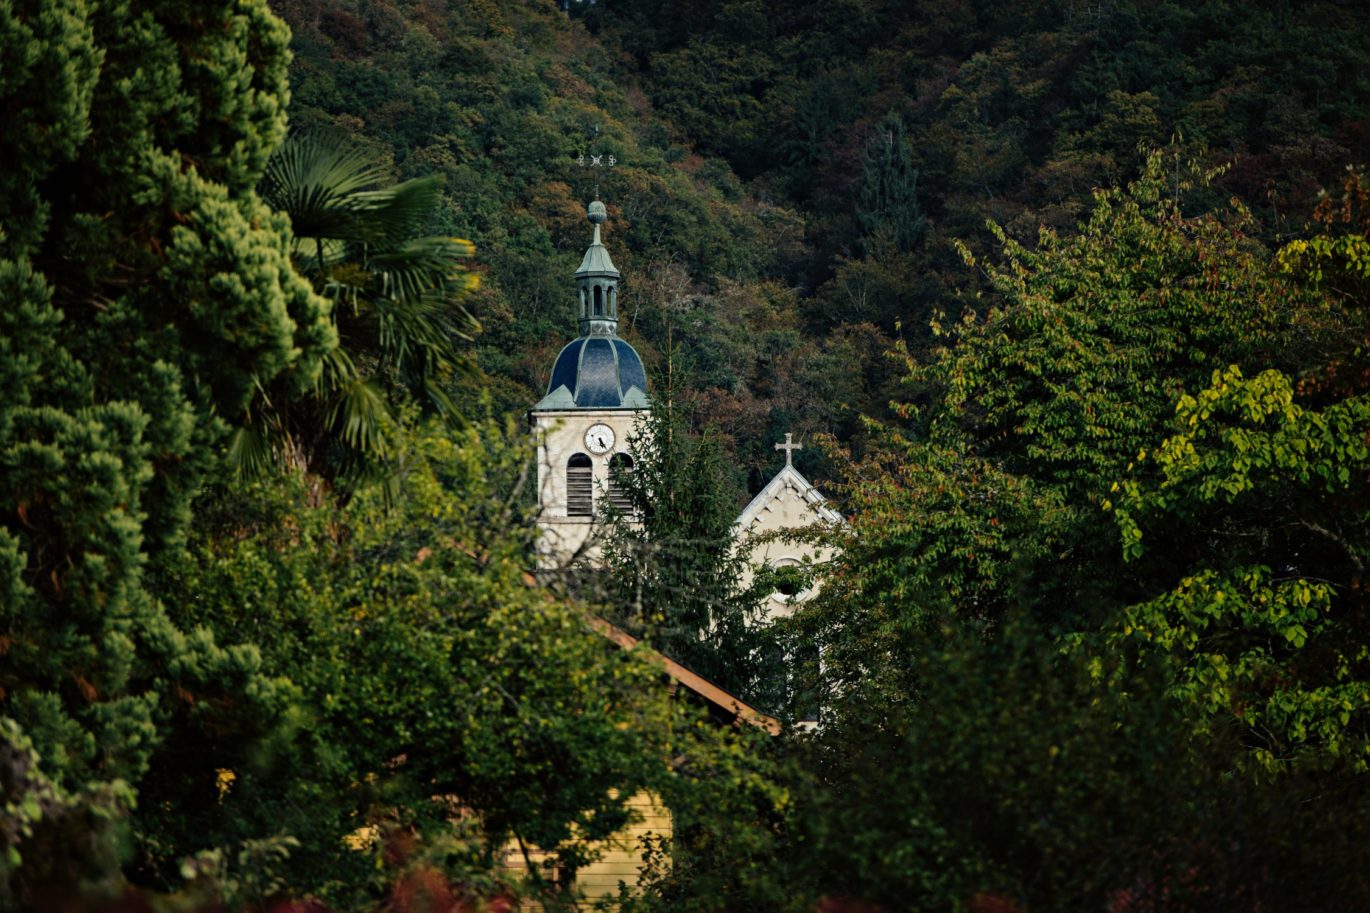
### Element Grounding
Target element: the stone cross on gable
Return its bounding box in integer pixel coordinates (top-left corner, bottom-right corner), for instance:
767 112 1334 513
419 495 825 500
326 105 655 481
775 432 802 468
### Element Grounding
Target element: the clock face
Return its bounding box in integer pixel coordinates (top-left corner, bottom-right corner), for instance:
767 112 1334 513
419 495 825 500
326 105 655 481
584 422 616 455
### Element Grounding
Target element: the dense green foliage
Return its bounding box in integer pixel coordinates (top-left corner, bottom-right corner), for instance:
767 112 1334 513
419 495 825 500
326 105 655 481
148 418 682 907
800 157 1326 692
790 619 1370 912
748 160 1370 912
5 0 1370 910
1108 173 1370 774
1 1 329 904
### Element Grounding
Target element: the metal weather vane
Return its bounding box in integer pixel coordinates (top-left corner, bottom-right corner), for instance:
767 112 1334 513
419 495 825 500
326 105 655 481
575 152 618 168
575 125 618 198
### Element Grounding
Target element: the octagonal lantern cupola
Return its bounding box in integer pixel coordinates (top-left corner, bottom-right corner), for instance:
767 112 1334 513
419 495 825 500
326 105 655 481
577 200 620 337
533 201 648 411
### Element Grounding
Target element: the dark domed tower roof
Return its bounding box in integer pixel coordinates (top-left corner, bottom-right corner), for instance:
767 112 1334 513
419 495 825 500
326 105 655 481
539 337 649 409
532 201 649 412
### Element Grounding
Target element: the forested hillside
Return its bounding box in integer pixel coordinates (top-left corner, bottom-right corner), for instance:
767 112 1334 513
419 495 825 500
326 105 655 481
590 0 1368 238
274 0 1370 494
272 0 833 495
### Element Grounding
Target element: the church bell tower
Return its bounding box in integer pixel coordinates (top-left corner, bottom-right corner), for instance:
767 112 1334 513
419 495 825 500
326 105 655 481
529 201 649 567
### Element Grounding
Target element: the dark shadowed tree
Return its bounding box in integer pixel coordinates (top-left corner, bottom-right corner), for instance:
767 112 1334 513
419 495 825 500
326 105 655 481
856 111 927 256
0 0 331 902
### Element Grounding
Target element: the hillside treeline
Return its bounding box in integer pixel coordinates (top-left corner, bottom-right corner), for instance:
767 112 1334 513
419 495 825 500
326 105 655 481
277 0 1370 491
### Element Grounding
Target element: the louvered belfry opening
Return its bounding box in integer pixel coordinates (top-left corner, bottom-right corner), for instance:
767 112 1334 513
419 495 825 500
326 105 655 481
567 453 593 517
608 453 634 513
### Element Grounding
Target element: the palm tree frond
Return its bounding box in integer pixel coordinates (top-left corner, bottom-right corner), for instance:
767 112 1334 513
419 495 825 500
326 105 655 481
327 376 392 456
262 133 388 205
350 176 444 246
422 374 468 424
262 133 391 243
369 235 474 304
320 345 360 392
226 422 277 479
290 235 352 271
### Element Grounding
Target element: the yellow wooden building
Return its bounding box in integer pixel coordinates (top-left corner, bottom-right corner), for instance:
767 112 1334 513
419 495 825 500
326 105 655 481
503 618 778 908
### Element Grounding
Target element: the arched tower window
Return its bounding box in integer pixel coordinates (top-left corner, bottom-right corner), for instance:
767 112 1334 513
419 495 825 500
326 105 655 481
567 453 593 517
593 285 604 316
608 453 634 513
609 287 617 317
579 288 588 318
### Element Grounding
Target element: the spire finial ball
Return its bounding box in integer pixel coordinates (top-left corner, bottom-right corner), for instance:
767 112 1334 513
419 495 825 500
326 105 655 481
587 200 608 225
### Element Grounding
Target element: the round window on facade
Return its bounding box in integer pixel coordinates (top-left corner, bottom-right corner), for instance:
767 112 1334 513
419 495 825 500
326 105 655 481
766 556 815 605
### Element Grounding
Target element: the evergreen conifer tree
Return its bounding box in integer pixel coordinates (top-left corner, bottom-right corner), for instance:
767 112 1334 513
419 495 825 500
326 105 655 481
1 1 331 897
597 358 767 702
855 111 926 255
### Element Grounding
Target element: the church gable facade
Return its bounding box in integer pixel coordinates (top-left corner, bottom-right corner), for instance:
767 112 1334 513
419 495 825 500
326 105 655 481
734 434 843 623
